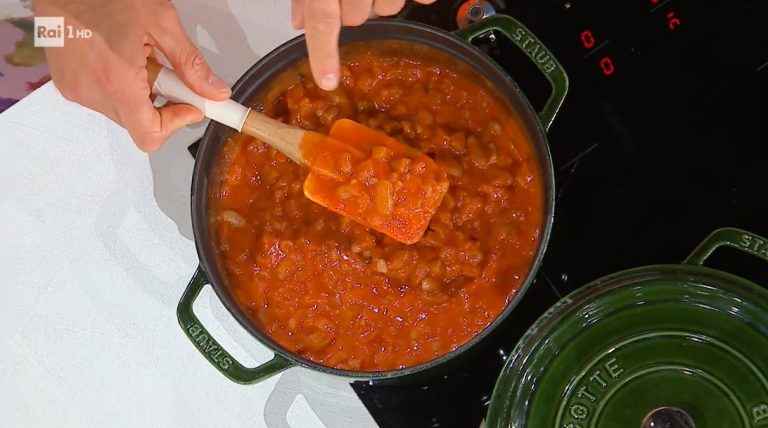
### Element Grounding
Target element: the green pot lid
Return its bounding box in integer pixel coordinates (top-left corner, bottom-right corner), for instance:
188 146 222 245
487 228 768 428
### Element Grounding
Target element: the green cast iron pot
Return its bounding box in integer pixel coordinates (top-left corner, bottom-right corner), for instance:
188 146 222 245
177 15 569 384
486 227 768 428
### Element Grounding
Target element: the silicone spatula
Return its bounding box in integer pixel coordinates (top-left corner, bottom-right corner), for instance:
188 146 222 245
146 60 363 182
146 61 448 244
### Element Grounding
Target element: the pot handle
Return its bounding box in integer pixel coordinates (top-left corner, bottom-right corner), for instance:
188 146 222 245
177 266 293 384
684 227 768 266
455 14 568 132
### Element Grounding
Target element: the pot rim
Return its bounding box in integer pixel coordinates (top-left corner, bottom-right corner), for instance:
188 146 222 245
191 18 557 379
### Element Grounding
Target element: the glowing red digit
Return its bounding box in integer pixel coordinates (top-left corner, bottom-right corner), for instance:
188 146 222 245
580 29 595 49
667 12 681 30
600 57 615 76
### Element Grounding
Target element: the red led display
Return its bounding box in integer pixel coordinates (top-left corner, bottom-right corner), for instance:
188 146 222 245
579 28 615 78
600 57 615 76
667 12 681 30
580 29 595 49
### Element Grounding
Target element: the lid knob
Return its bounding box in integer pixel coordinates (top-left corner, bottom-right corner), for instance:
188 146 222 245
641 407 696 428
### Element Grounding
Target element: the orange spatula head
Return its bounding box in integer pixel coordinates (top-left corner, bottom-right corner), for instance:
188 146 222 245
303 119 449 245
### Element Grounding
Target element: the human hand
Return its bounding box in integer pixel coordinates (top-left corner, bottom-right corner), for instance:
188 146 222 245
34 0 231 152
291 0 435 91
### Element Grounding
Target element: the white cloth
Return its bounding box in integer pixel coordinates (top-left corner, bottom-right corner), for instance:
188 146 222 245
0 1 377 426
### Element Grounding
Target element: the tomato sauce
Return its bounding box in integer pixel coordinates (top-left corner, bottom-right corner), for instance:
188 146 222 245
210 41 543 371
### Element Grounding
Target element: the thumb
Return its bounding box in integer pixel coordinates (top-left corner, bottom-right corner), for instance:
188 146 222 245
149 8 231 101
122 100 204 153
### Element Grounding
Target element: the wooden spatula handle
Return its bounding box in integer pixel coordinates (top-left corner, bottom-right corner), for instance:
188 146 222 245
145 58 249 131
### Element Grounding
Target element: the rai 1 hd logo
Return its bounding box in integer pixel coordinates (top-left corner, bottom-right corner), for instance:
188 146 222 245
34 17 92 47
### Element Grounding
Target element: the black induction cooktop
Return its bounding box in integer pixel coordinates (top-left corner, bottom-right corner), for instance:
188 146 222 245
348 1 768 427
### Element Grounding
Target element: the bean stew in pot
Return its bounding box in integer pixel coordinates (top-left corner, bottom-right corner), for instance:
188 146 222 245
210 41 544 371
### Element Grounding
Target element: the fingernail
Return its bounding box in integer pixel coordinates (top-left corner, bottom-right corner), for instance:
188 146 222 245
321 73 339 91
208 73 231 94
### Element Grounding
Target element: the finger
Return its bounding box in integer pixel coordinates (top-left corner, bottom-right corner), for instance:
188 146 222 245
291 0 305 29
373 0 406 17
341 0 373 26
118 90 203 152
131 103 203 152
414 0 436 3
304 0 341 91
148 5 231 100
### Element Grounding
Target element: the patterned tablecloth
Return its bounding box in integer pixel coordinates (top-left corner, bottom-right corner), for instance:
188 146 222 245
0 1 50 112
